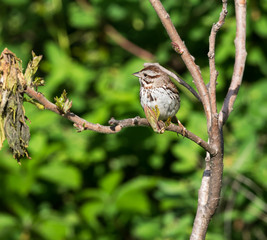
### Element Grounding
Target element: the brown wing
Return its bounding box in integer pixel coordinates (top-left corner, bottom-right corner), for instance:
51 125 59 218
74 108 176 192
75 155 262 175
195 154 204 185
167 80 179 94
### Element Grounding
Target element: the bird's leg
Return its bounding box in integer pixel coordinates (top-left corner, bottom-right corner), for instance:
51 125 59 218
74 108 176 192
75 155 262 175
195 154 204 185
164 117 172 128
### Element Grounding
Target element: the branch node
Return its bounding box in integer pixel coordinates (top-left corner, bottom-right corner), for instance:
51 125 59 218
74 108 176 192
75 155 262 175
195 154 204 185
207 52 215 59
203 170 211 177
171 42 184 55
133 116 141 125
108 117 117 125
164 13 170 19
74 123 85 132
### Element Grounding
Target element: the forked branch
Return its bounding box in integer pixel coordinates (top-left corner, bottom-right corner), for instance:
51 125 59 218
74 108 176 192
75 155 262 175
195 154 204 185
147 1 246 240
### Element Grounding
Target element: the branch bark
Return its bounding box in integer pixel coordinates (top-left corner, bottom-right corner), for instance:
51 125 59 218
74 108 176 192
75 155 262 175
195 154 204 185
208 0 228 115
148 0 212 129
25 87 118 134
190 0 246 239
25 86 216 155
219 0 247 127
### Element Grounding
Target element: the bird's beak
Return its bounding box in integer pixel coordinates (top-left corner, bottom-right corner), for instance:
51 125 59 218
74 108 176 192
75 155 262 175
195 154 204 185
132 71 140 77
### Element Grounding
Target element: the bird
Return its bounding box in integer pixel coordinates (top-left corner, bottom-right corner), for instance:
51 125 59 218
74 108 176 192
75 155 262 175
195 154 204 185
133 65 181 133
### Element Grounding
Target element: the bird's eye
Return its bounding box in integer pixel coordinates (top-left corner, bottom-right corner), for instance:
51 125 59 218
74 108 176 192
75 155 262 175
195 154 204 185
144 73 147 77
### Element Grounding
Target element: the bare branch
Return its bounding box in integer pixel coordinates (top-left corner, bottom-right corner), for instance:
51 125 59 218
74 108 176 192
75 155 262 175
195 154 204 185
208 0 228 115
190 155 212 240
25 87 216 155
219 0 247 126
109 118 216 155
76 0 155 62
105 25 155 62
190 141 224 240
143 63 201 101
25 87 118 134
190 1 231 238
148 0 212 128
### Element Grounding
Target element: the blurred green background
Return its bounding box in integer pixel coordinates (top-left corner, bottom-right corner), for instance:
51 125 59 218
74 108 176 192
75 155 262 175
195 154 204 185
0 0 266 239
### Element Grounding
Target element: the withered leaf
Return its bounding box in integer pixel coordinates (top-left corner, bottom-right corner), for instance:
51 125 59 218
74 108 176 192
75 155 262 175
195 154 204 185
0 48 31 162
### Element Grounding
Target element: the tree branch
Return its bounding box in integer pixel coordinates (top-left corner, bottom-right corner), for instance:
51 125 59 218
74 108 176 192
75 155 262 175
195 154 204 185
76 0 155 62
208 0 228 115
105 25 155 62
109 118 216 155
143 63 201 101
25 87 118 134
148 0 212 128
25 86 216 155
219 0 247 127
190 0 246 239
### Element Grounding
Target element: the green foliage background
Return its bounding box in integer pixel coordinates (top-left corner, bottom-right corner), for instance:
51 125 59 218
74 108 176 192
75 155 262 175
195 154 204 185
0 0 266 239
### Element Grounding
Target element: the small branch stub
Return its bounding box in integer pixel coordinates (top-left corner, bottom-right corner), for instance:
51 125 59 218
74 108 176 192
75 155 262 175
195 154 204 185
171 42 184 55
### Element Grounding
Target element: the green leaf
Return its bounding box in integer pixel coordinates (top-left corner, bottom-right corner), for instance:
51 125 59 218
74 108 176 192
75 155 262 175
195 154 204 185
107 4 127 21
232 137 256 173
0 213 17 229
116 190 150 214
171 140 198 173
44 42 94 98
24 51 43 86
37 162 81 190
254 16 267 37
133 220 161 239
80 201 104 228
157 179 189 196
37 219 68 240
116 176 158 199
54 89 72 113
162 213 192 238
99 171 123 194
206 233 225 240
115 177 158 214
68 3 99 28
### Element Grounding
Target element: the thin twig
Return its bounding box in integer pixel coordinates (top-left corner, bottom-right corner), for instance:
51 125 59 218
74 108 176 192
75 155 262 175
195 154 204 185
148 0 212 128
76 0 155 62
208 0 228 115
143 63 201 101
219 0 247 126
25 86 216 155
105 25 155 61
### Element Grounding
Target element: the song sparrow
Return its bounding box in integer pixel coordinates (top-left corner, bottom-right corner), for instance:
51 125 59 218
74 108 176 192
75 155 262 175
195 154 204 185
133 65 180 133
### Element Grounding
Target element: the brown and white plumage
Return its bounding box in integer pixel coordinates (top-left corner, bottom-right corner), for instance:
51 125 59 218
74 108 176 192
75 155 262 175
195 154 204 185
133 65 180 121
